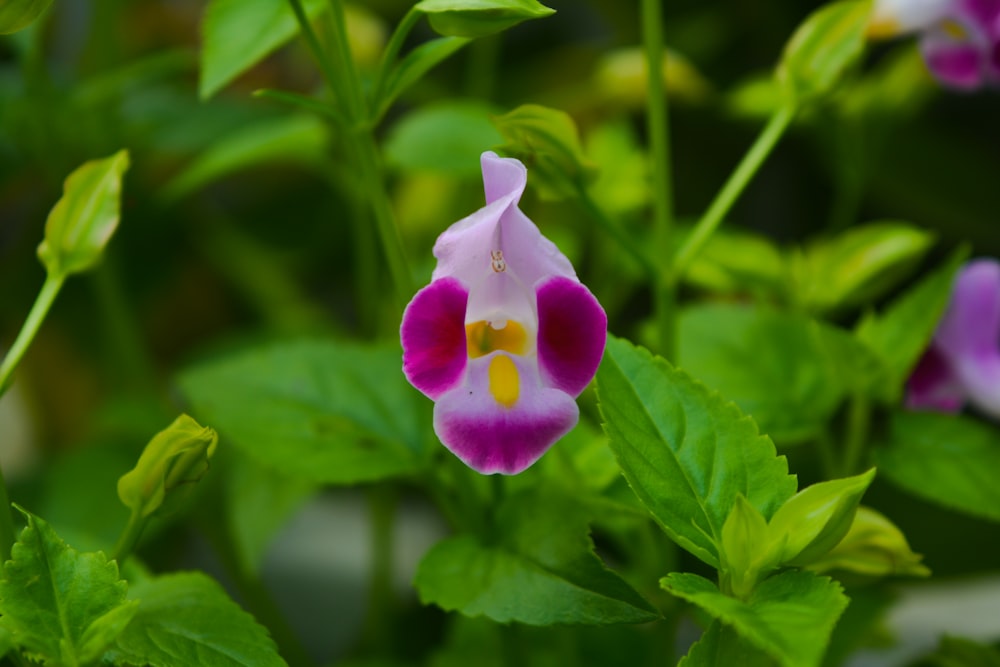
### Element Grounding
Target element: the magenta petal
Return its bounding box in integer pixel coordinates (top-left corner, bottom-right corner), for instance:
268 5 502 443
959 0 1000 26
536 277 608 397
401 278 469 399
906 345 965 412
922 39 986 88
935 259 1000 359
433 355 579 474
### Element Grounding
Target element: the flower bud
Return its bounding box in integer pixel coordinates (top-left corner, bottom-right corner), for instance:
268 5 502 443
118 414 218 518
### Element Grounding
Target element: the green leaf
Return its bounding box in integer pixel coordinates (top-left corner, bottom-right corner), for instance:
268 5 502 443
0 627 12 661
177 340 428 485
415 0 554 38
680 622 778 667
662 571 848 667
492 103 597 200
118 414 218 519
876 411 1000 522
414 488 658 625
807 506 929 578
856 247 968 401
683 227 786 298
793 222 935 313
378 37 471 117
777 1 870 104
767 468 875 566
225 454 317 576
106 571 287 667
0 0 52 33
0 508 138 666
678 304 883 444
162 114 330 201
384 101 503 175
200 0 325 99
37 149 130 279
596 336 796 568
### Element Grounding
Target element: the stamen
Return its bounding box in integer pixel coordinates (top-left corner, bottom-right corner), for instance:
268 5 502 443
491 250 507 273
488 355 519 408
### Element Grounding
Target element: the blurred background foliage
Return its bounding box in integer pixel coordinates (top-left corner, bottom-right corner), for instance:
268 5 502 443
1 0 999 664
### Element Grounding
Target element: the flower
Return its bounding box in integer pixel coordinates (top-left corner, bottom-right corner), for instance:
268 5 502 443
907 259 1000 417
869 0 1000 89
868 0 954 37
400 152 607 475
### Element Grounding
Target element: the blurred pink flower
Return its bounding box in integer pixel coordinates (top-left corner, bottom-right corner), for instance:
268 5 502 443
907 259 1000 417
401 152 607 474
870 0 1000 89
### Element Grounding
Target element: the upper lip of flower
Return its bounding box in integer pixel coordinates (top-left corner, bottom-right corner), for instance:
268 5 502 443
400 151 607 475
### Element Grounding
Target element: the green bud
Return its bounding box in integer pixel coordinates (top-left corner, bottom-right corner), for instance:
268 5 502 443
720 494 779 599
768 468 876 567
37 150 130 279
415 0 554 38
807 506 930 578
776 1 870 105
0 0 53 34
492 104 597 200
118 414 218 518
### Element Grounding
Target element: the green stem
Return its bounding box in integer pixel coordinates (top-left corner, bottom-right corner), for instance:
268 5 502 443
0 273 64 397
327 0 367 122
371 7 421 110
285 0 414 307
286 0 347 108
672 104 796 280
841 395 871 476
576 187 656 278
816 430 838 481
91 260 157 392
351 132 414 306
111 508 146 564
641 0 677 360
0 273 62 562
359 487 398 653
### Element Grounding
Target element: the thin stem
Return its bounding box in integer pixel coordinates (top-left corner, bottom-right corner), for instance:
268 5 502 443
816 430 838 481
641 0 677 360
327 0 367 122
841 395 871 477
111 508 146 564
351 132 415 306
359 487 398 653
371 7 421 110
0 273 64 396
0 273 63 561
673 104 796 280
576 187 657 279
286 0 348 109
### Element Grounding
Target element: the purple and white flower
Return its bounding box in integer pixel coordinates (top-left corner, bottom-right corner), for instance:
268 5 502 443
870 0 1000 89
907 259 1000 417
401 152 607 475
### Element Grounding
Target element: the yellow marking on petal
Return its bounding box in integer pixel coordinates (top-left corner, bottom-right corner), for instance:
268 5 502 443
488 355 520 408
865 16 902 40
466 320 528 358
941 19 968 40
